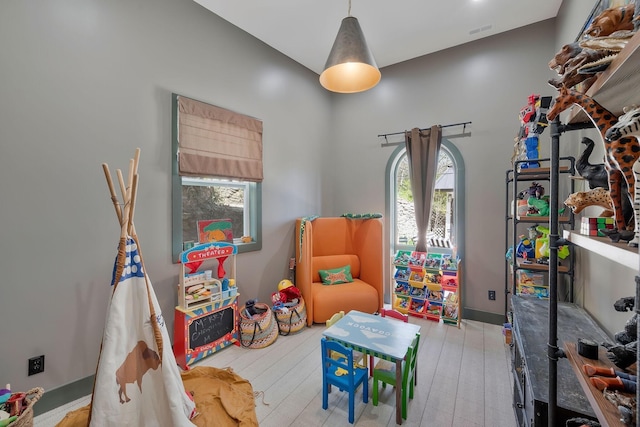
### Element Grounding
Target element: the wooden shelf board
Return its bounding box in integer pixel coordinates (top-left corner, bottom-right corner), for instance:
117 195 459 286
516 257 569 272
516 258 569 273
568 30 640 124
563 342 631 427
563 231 638 270
517 215 569 224
516 165 570 175
516 215 570 223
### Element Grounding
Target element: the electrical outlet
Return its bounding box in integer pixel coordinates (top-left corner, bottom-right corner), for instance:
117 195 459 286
488 290 496 301
28 355 45 376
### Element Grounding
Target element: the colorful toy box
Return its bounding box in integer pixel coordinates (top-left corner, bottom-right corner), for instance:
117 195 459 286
441 272 458 288
393 250 413 268
516 269 545 287
393 250 427 270
393 295 410 314
516 269 548 299
394 281 410 296
517 284 550 299
394 267 410 283
408 270 426 287
424 253 442 270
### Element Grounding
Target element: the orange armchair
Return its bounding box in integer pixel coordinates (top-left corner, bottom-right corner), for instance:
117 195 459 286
295 217 383 326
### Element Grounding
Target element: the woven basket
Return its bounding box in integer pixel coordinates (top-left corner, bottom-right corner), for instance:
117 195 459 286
239 302 278 349
274 297 307 336
8 387 43 427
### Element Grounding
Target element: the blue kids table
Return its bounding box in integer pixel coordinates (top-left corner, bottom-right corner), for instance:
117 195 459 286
323 310 421 424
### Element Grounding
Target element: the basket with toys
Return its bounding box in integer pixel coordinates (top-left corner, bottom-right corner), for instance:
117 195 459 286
0 386 44 427
271 280 307 335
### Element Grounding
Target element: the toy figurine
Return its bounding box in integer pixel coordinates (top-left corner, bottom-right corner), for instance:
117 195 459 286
518 182 545 200
602 296 638 369
515 235 535 259
526 196 550 216
534 225 570 260
574 137 632 224
516 95 553 169
603 389 637 425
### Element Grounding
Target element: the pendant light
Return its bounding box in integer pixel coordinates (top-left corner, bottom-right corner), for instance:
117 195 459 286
319 0 381 93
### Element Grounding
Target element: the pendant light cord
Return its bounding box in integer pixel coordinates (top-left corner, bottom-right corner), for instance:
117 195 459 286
348 0 352 16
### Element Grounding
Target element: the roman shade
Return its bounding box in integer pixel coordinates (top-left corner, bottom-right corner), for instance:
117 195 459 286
177 96 263 182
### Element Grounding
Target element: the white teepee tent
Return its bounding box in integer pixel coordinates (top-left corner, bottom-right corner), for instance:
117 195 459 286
89 149 196 426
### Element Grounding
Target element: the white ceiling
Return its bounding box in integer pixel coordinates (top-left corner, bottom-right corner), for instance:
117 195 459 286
194 0 564 75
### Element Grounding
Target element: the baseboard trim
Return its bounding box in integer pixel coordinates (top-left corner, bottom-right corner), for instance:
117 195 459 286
35 375 94 416
463 308 505 326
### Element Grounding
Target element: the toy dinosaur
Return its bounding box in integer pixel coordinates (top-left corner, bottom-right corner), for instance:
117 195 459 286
526 196 549 216
578 53 617 74
548 48 615 90
548 42 582 75
579 30 635 52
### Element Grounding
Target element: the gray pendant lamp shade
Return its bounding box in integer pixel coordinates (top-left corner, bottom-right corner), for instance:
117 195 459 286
319 16 381 93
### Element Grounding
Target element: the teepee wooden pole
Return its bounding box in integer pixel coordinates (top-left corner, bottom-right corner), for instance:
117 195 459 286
117 169 130 238
133 148 140 175
128 174 138 236
125 157 137 236
116 168 127 206
102 163 123 226
129 148 141 236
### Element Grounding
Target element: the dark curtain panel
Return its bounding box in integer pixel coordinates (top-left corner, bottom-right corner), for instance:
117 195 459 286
404 125 442 252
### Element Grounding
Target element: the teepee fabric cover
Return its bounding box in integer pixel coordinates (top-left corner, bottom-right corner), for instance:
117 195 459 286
89 237 196 426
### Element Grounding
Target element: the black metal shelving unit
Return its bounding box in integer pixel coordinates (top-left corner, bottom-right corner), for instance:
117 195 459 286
504 156 576 319
509 18 640 427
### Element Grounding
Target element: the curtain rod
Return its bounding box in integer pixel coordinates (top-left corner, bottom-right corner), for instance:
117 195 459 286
379 121 472 147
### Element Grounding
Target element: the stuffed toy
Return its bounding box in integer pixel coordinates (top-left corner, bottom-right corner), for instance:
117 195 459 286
271 279 302 305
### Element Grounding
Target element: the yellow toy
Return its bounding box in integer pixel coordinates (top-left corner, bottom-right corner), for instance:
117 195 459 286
535 225 570 259
278 279 294 291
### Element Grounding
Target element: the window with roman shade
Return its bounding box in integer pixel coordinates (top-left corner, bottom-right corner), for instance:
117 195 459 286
172 94 263 262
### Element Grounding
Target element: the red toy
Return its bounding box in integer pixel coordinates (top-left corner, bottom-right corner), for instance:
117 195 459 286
271 279 302 304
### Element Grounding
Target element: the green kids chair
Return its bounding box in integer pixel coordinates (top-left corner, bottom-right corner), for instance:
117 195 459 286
372 332 420 420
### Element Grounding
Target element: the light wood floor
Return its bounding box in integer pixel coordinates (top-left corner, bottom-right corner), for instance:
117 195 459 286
35 317 515 427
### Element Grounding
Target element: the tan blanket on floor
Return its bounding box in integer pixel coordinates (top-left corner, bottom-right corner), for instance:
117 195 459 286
55 366 258 427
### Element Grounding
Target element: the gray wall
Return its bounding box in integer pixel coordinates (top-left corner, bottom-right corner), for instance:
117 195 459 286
0 0 330 396
2 0 626 408
328 19 560 320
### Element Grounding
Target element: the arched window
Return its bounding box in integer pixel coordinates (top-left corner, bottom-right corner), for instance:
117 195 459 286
386 140 465 260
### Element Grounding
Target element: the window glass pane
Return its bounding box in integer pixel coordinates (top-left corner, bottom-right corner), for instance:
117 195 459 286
394 149 455 248
181 177 249 244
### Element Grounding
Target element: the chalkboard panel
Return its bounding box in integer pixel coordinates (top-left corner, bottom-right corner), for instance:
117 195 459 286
188 305 235 351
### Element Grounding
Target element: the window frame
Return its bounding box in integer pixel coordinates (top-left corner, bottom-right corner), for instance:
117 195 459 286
171 94 262 263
